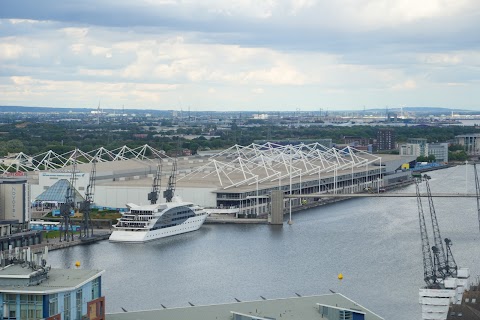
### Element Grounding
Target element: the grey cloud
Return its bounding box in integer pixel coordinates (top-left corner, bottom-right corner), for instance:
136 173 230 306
2 0 479 56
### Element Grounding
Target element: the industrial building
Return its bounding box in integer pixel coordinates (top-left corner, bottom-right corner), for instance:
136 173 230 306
4 142 414 216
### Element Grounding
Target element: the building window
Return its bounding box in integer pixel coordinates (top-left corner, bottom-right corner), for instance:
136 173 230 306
64 293 71 320
49 294 58 316
339 310 353 320
76 289 83 320
19 294 43 320
5 294 17 319
92 277 100 300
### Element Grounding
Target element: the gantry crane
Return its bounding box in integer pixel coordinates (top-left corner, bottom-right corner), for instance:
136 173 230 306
79 158 97 239
163 158 177 203
474 163 480 232
423 174 457 279
415 178 440 288
148 159 162 205
60 150 77 242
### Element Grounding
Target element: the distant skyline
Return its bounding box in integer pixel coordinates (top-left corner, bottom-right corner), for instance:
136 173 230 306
1 1 480 111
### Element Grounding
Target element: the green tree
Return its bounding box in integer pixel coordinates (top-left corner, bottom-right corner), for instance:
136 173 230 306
6 139 25 153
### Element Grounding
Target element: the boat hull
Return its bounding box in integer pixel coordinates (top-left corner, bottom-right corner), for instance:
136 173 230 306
109 213 208 243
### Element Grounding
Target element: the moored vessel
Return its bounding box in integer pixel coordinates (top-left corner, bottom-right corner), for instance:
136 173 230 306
109 157 208 242
109 197 209 242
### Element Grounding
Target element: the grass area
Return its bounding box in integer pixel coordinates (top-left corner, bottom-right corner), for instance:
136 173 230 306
43 230 80 239
42 210 122 220
90 211 122 220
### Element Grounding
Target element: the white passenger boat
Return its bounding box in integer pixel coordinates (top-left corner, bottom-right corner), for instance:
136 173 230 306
109 196 209 243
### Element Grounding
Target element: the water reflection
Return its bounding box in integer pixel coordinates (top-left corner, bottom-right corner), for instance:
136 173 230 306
48 166 480 320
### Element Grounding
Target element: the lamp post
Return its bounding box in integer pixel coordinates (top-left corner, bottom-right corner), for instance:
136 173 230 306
289 167 292 225
351 162 354 194
255 176 259 217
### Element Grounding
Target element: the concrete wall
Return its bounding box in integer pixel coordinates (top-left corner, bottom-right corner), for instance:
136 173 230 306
31 182 217 209
87 186 217 209
175 187 218 208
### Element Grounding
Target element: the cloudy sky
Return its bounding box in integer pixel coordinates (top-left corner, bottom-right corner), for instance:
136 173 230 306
1 0 479 111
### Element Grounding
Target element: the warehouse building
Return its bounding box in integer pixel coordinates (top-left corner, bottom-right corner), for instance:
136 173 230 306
22 143 414 216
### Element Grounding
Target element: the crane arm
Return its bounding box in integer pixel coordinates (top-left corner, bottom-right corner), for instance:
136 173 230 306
474 163 480 233
164 158 177 202
148 160 162 204
415 178 438 287
423 175 449 279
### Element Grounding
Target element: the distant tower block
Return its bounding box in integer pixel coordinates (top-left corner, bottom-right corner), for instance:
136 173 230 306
269 190 284 225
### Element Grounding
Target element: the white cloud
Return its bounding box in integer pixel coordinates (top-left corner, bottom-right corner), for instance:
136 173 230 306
10 76 34 85
62 27 89 39
0 43 23 59
8 19 41 24
0 0 480 110
392 79 417 90
354 0 471 25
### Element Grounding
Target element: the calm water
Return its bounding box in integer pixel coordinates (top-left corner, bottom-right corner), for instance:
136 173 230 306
49 166 480 320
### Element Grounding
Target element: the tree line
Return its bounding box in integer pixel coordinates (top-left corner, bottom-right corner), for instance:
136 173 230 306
0 119 478 158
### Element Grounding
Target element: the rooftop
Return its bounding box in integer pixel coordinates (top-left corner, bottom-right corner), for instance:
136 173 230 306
107 293 384 320
0 265 104 294
35 178 85 203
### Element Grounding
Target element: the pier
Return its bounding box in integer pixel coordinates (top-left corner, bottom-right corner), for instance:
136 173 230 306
30 231 111 253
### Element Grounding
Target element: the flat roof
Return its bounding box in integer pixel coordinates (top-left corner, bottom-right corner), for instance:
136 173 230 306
29 149 409 196
0 178 27 184
0 265 104 294
106 293 384 320
91 154 405 192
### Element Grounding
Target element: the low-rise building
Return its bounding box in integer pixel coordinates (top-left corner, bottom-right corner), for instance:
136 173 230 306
400 143 427 157
428 143 449 163
456 134 480 155
399 141 448 163
0 247 105 320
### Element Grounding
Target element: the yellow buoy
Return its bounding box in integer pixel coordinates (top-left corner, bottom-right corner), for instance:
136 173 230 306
75 261 81 268
337 273 343 280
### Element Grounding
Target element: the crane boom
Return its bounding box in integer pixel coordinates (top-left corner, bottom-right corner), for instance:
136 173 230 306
148 160 162 204
423 175 449 279
415 178 438 288
60 149 77 242
444 238 458 278
474 163 480 232
163 158 177 203
79 158 97 239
